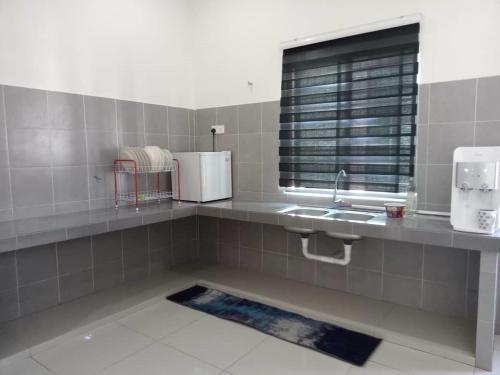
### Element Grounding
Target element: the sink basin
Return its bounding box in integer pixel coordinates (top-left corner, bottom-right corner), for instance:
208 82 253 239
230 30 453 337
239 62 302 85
283 208 330 217
325 212 375 222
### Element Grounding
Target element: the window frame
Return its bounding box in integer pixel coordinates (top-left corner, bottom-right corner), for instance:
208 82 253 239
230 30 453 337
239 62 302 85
278 14 423 204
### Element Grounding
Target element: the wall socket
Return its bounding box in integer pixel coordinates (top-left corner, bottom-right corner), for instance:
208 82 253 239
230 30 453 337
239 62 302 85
211 125 225 134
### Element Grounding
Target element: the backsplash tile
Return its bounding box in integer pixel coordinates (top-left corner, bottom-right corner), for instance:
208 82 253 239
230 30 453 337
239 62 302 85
195 76 500 211
0 84 194 218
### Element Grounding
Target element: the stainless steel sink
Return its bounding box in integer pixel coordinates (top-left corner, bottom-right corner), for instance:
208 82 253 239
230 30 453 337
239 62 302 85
325 212 375 222
283 208 330 217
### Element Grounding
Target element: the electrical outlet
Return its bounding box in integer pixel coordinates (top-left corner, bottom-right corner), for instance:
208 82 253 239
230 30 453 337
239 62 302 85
211 125 225 134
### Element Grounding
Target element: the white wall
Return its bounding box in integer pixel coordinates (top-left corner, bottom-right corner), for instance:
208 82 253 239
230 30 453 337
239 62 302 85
0 0 195 108
192 0 500 108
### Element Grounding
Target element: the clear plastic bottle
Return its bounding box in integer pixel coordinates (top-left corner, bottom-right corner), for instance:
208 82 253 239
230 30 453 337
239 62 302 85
405 177 418 216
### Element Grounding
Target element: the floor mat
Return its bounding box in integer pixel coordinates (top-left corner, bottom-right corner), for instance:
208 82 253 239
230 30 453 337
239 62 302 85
167 284 381 366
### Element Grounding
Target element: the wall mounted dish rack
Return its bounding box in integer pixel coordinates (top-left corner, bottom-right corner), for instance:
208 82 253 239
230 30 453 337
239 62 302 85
113 159 180 211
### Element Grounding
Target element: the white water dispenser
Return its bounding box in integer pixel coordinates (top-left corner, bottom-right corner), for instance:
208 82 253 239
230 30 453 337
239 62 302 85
451 147 500 234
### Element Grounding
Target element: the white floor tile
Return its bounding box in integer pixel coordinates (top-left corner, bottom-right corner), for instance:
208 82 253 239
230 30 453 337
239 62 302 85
97 343 221 375
347 361 408 375
371 342 474 375
162 315 266 369
33 322 152 375
0 357 53 375
227 337 351 375
118 300 204 340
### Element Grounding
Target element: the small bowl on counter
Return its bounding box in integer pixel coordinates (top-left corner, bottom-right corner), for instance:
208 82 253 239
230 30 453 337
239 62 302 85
384 203 406 218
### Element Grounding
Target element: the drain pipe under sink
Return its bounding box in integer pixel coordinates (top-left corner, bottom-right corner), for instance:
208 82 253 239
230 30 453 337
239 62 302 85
300 235 352 266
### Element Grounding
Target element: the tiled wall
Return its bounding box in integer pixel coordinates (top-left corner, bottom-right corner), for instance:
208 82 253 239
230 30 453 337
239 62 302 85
194 75 500 212
198 216 480 319
0 216 197 323
0 85 195 220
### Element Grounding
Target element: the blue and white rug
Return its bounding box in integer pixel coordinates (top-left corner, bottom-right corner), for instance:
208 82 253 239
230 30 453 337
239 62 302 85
167 285 381 366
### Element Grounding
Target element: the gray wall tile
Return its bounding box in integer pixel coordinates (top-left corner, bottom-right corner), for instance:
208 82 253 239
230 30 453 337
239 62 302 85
262 101 280 133
196 108 216 136
172 216 196 244
199 240 218 263
216 106 238 134
122 226 148 267
238 103 261 133
0 110 8 168
238 163 261 192
150 248 170 273
475 121 500 147
348 268 382 300
239 247 262 272
0 168 12 210
16 244 57 285
145 132 169 149
287 256 315 284
86 131 118 165
349 238 383 272
287 231 316 257
239 134 261 163
219 218 239 246
148 221 171 251
170 135 190 152
427 122 474 164
0 288 19 321
53 166 89 203
119 131 145 147
426 164 453 207
19 278 59 315
0 252 17 292
59 269 93 303
429 79 476 123
316 262 347 291
84 96 116 131
92 231 123 265
262 251 286 277
262 163 279 194
477 76 500 121
144 104 167 134
240 221 262 250
50 129 87 166
57 237 92 275
169 107 189 135
261 133 279 165
219 243 239 267
424 245 467 286
4 86 48 129
263 224 286 253
383 274 421 308
88 165 114 200
198 216 218 243
417 84 429 124
94 260 123 291
384 240 423 278
8 128 51 167
117 100 144 133
47 92 84 130
422 281 466 317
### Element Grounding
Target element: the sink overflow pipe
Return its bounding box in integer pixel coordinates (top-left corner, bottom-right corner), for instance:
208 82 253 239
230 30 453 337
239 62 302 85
300 235 352 266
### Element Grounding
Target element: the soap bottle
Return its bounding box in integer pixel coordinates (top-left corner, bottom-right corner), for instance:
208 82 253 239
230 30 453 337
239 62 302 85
405 177 418 216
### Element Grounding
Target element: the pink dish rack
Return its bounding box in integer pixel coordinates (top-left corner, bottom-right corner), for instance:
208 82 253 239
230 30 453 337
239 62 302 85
113 159 180 211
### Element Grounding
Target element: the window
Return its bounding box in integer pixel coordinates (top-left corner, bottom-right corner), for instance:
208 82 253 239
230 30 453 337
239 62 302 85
279 23 420 194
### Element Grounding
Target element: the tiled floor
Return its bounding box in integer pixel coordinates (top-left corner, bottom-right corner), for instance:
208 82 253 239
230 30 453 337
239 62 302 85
0 263 496 374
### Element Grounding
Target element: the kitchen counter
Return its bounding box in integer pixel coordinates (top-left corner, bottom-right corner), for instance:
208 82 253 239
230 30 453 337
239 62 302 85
1 199 499 254
0 201 197 253
198 201 500 252
0 199 498 369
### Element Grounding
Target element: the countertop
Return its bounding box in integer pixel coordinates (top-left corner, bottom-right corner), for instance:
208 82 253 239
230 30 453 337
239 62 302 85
0 201 197 253
0 199 499 253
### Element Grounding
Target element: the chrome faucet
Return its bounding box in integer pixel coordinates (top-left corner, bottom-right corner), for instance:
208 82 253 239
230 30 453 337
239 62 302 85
331 169 350 208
